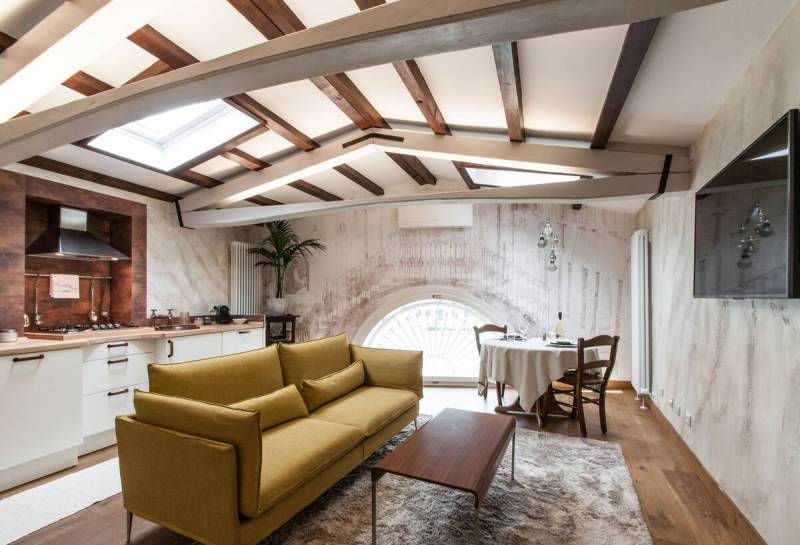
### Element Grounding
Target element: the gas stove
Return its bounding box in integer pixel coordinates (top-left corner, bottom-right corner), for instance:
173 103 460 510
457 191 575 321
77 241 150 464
35 323 138 334
27 322 143 340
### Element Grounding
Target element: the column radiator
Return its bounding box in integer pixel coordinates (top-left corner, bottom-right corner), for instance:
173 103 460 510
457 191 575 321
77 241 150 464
230 241 263 314
630 230 651 401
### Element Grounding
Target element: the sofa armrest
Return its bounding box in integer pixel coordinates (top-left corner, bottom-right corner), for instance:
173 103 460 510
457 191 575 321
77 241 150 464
115 416 240 545
349 344 423 398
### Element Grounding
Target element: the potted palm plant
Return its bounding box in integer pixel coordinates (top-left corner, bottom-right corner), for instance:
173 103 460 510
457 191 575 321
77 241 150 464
249 220 326 316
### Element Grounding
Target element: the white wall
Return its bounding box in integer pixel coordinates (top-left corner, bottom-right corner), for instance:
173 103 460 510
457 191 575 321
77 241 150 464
637 3 800 543
7 164 255 316
277 202 636 380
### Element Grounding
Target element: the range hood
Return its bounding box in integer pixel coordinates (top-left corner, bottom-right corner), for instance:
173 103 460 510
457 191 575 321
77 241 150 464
26 206 130 261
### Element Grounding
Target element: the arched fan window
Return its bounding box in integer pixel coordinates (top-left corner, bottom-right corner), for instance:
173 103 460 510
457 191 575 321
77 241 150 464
364 299 495 381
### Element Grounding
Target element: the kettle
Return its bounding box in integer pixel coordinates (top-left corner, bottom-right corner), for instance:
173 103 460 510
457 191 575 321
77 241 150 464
216 305 232 324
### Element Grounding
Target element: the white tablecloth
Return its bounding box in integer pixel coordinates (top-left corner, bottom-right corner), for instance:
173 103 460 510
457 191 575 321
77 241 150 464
478 339 600 412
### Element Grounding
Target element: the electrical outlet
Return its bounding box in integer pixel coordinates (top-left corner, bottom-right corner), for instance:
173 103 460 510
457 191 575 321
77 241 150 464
685 414 692 428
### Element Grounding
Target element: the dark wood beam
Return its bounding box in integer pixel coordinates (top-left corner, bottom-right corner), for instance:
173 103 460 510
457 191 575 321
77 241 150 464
125 60 172 85
169 126 268 172
311 73 387 130
392 59 449 135
19 156 178 202
333 164 384 196
492 42 525 143
224 94 318 151
387 153 435 185
0 31 15 53
353 0 384 8
288 180 341 201
62 71 113 96
591 18 660 149
453 161 480 190
127 25 195 68
222 148 268 171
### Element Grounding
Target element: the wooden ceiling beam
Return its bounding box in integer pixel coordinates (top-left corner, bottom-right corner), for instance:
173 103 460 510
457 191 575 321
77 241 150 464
125 60 172 85
169 125 268 172
19 155 179 202
353 0 385 9
0 31 15 54
392 59 450 136
453 161 480 190
222 148 269 171
0 0 726 165
333 164 384 196
492 41 525 142
591 18 660 149
288 180 342 201
62 71 113 96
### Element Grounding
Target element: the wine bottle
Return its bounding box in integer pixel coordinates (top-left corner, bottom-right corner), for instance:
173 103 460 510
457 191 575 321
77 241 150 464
554 311 566 338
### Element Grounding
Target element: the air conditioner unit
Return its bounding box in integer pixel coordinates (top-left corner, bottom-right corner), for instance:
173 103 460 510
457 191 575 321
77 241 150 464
398 204 473 229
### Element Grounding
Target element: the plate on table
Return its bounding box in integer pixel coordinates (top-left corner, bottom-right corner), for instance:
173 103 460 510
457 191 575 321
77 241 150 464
548 340 577 348
500 334 525 341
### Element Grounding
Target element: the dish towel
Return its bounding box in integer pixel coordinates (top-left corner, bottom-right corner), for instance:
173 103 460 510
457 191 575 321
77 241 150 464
49 274 80 298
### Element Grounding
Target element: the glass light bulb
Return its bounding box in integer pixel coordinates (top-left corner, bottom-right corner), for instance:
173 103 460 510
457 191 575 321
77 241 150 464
547 261 558 272
537 235 547 248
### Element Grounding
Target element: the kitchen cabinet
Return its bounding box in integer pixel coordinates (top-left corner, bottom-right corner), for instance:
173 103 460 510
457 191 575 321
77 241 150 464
154 332 223 364
0 348 83 489
222 328 265 355
82 382 147 438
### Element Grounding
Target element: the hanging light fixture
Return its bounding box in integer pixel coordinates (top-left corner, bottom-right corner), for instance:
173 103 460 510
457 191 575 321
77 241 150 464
737 199 773 269
537 217 559 271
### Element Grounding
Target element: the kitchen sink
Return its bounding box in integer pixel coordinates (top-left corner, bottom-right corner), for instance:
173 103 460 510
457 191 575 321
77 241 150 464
154 324 200 331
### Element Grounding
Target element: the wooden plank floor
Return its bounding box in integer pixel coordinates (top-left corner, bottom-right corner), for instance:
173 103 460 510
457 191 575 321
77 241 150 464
4 387 758 545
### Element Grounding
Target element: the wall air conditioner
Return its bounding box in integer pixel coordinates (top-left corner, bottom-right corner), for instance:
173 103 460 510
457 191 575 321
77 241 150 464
398 204 473 229
630 229 651 408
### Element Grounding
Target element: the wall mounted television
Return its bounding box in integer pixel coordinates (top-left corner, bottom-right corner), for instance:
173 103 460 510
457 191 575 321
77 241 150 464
694 109 799 298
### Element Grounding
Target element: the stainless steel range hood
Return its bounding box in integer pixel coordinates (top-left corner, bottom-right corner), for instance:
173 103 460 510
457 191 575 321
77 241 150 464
26 206 130 261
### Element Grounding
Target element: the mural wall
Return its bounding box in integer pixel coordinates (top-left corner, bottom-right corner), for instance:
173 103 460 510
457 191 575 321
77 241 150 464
276 202 636 379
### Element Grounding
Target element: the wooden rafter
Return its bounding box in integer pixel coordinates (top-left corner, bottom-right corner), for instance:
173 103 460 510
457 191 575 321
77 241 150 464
288 180 341 202
222 148 268 171
0 31 14 54
333 164 384 196
453 162 481 190
231 0 436 186
62 71 113 96
170 126 268 172
591 18 660 150
492 42 525 142
19 156 178 202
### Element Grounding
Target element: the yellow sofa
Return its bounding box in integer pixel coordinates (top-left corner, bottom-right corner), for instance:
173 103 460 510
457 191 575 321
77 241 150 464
115 334 422 545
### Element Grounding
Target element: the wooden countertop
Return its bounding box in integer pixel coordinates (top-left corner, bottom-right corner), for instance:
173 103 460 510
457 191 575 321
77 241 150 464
0 322 264 357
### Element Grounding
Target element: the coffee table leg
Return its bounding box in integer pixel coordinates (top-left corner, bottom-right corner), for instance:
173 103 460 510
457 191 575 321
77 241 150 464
474 506 480 543
511 431 516 481
372 478 377 545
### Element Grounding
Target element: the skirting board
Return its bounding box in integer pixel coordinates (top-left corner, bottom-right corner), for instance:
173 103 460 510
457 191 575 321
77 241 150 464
645 398 767 545
78 430 117 457
0 448 77 493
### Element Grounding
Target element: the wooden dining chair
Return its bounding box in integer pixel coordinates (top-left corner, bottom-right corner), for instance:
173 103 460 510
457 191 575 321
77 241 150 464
549 335 620 437
474 324 507 404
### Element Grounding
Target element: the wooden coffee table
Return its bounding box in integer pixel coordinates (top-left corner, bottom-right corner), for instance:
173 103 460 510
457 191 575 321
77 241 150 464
371 408 516 544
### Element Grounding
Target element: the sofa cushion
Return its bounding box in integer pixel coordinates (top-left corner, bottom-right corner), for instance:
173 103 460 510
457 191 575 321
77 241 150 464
133 390 263 518
301 360 365 411
230 385 308 430
278 333 351 388
350 345 423 398
309 386 419 436
148 345 283 404
259 418 362 511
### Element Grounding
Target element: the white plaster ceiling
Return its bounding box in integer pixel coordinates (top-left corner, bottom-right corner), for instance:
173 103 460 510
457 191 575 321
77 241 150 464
0 0 796 217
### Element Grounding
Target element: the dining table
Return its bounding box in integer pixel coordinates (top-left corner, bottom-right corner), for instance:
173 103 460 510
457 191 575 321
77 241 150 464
478 337 600 425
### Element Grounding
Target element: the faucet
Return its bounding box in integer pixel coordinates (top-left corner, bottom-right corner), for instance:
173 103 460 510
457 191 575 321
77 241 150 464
166 308 174 325
150 309 158 327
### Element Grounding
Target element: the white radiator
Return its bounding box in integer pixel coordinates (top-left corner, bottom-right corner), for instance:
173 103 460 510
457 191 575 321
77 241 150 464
630 230 651 399
230 241 263 314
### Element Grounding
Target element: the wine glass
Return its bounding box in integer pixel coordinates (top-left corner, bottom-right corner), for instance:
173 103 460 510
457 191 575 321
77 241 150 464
516 320 528 340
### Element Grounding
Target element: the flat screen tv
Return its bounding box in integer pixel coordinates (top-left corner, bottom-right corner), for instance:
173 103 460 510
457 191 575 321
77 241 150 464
694 110 799 298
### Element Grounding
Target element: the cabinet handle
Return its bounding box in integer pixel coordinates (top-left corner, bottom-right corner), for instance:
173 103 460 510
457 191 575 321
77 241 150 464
107 357 129 365
238 330 250 335
12 354 44 363
107 342 128 349
167 339 174 358
107 388 129 397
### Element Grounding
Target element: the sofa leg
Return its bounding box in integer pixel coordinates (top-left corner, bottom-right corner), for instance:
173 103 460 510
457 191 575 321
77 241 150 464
126 511 133 543
413 418 418 431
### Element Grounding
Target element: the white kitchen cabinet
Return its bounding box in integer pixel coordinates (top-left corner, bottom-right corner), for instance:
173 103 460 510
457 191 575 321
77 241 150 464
222 328 265 355
82 352 150 396
0 348 83 472
83 339 154 362
82 382 147 437
154 332 223 364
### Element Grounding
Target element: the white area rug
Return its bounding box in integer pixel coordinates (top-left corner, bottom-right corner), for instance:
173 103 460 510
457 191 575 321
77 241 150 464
0 458 121 545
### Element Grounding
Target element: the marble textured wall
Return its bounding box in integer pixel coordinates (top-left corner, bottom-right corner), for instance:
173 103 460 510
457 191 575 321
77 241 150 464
4 164 255 317
638 4 800 544
279 203 636 379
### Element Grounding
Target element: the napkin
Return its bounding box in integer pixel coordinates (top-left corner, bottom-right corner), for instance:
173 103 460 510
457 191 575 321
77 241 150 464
49 274 80 298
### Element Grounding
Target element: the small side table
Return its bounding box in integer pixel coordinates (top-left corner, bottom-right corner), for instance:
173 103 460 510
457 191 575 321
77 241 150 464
266 315 298 345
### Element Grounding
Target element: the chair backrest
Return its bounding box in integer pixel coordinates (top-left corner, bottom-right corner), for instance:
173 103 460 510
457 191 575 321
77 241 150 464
576 335 620 387
473 324 507 353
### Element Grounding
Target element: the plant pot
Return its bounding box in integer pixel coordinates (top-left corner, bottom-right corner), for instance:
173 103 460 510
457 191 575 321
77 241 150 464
266 297 288 316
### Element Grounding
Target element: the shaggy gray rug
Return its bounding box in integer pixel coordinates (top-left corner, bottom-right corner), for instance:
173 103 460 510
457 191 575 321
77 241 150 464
262 416 652 544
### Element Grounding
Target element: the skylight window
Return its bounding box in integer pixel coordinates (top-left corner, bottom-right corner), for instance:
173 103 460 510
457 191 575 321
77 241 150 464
465 168 580 187
88 99 259 171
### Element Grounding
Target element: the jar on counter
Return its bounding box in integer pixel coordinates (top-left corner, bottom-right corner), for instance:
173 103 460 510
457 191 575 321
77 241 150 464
0 329 18 343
